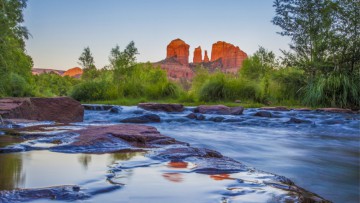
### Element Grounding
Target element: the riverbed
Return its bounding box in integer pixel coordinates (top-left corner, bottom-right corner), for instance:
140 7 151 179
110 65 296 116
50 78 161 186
0 106 359 202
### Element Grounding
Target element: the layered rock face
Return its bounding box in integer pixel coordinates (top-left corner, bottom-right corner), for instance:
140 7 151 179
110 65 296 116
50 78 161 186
211 41 248 69
166 39 190 65
155 38 248 80
0 97 84 123
63 67 83 78
193 46 202 64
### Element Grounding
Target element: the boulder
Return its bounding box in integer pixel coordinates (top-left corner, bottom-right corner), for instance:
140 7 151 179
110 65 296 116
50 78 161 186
260 106 290 111
194 105 244 115
316 108 353 114
166 38 190 65
120 114 160 123
185 113 205 120
254 111 272 118
109 106 122 114
208 116 225 122
138 103 184 112
0 97 83 123
193 46 202 63
286 117 312 124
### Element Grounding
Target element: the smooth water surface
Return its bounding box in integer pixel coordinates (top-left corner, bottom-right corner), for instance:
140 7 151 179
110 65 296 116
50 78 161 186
82 106 360 202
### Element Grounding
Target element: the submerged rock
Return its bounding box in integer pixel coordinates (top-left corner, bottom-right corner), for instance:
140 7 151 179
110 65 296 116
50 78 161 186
186 113 205 120
138 103 184 112
316 108 353 114
194 105 244 115
260 106 290 111
109 106 122 114
0 97 83 123
286 117 312 124
120 114 161 123
254 111 273 118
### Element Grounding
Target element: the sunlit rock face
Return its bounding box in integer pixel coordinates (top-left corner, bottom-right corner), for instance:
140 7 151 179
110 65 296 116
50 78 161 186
166 38 190 65
210 41 248 70
63 67 83 78
193 46 202 63
155 39 248 79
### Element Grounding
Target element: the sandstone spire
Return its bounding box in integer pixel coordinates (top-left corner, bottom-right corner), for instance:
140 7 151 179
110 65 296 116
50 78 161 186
193 46 202 63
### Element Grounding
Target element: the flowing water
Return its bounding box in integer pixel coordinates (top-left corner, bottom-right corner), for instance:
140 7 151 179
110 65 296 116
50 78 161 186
0 106 359 202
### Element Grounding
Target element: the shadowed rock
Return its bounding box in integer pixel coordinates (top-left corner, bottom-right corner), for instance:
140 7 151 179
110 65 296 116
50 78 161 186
254 111 272 118
194 105 244 115
260 106 290 111
286 117 312 124
120 114 161 123
0 97 83 123
316 108 353 114
83 104 113 111
138 103 184 112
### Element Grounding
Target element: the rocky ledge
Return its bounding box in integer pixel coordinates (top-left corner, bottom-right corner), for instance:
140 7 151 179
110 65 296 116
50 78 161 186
0 97 84 123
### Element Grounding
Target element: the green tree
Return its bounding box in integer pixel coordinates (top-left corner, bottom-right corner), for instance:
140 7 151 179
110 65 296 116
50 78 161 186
0 0 33 96
78 47 97 80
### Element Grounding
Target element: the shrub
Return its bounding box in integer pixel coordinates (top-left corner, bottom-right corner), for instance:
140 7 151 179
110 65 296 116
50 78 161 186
70 80 116 101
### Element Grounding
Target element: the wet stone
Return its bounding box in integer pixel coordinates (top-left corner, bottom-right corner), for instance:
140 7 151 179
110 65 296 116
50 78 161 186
286 117 312 124
254 111 272 118
109 106 122 114
120 114 161 123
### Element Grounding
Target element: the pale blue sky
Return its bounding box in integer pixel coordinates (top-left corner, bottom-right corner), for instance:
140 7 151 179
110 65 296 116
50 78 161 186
24 0 290 70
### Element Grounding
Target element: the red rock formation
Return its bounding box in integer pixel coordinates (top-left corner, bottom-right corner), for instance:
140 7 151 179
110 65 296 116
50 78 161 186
193 46 202 63
0 97 84 123
203 50 210 62
166 38 190 65
210 41 247 69
63 67 83 77
153 57 194 80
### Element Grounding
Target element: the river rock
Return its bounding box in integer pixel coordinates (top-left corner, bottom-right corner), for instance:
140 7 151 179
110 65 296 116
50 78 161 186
120 114 160 123
254 111 272 118
208 116 225 122
138 103 184 112
286 117 312 124
109 106 122 114
194 105 244 115
186 113 205 120
260 106 290 111
0 97 83 123
316 108 353 114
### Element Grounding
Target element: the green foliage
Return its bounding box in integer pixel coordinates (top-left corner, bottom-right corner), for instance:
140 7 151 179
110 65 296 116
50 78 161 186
33 73 79 96
78 47 95 70
302 72 360 108
196 72 259 102
70 80 116 101
0 0 33 97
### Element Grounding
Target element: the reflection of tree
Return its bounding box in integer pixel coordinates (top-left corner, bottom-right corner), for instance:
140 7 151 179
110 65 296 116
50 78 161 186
0 153 25 190
109 152 143 163
78 154 92 169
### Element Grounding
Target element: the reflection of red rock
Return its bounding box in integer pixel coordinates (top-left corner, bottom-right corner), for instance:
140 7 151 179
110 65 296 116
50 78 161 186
162 173 183 183
166 38 190 65
63 67 83 78
167 161 188 168
210 41 247 69
203 50 209 62
193 46 202 63
210 174 235 181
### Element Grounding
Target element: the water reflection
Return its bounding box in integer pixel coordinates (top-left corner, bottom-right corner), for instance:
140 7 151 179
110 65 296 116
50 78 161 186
0 153 25 190
210 174 235 181
162 173 183 183
78 154 92 169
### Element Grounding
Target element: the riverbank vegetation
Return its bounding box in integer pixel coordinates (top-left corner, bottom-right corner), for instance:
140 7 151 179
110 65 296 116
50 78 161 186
0 0 358 109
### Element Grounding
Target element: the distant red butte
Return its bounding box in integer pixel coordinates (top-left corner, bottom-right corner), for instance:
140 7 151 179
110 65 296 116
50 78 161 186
154 38 248 80
63 67 83 78
31 67 83 78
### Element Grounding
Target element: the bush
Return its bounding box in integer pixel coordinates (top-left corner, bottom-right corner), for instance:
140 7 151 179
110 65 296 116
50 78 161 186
70 80 116 101
302 72 360 108
1 73 33 97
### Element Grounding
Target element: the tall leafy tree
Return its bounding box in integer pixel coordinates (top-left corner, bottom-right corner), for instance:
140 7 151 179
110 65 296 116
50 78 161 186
78 47 95 70
0 0 33 96
109 41 138 82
